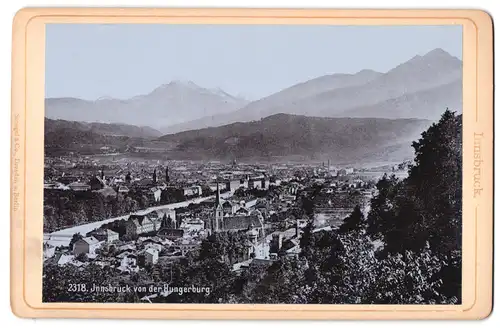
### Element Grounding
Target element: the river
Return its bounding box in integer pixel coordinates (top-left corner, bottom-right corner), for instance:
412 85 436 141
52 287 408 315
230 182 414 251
44 191 232 247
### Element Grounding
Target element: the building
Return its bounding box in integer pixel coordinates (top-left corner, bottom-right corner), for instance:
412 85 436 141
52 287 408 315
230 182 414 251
248 179 258 189
124 208 177 238
125 214 156 237
89 176 105 190
73 236 102 255
246 228 270 259
183 185 202 197
150 187 162 203
282 239 301 258
157 228 184 240
43 243 56 260
57 254 75 266
177 240 201 256
288 183 300 195
235 207 251 216
118 185 129 193
180 218 205 232
221 200 239 215
144 242 163 253
156 208 177 229
226 179 241 192
270 233 283 254
337 168 354 176
118 254 138 272
144 248 159 266
90 229 119 243
244 199 259 209
68 182 91 191
44 182 70 190
96 186 117 197
58 176 79 185
270 178 282 186
314 208 353 230
249 178 270 190
210 184 265 236
209 183 227 192
165 166 171 183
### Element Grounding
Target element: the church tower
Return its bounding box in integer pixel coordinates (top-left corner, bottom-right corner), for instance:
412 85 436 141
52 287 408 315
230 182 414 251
160 213 175 229
152 169 157 184
165 166 170 183
213 182 224 232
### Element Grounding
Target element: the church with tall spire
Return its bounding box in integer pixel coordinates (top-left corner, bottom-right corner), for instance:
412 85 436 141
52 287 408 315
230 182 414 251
165 166 170 184
208 182 270 260
209 182 265 239
211 183 224 232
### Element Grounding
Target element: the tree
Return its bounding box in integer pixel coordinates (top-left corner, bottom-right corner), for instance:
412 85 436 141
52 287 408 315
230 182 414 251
252 257 309 304
199 231 250 264
234 187 247 198
160 213 174 229
338 205 364 234
301 196 315 217
299 218 314 259
231 262 269 303
68 233 83 251
367 110 462 274
407 109 462 256
201 185 213 196
159 245 236 304
405 110 463 300
76 252 88 262
367 244 455 304
365 173 400 241
363 109 462 301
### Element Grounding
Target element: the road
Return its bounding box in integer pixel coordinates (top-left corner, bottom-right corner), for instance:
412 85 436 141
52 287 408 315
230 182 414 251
44 191 232 247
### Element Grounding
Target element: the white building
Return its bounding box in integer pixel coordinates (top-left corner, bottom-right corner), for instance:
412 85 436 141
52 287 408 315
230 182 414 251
183 185 202 197
180 218 205 232
90 229 119 243
43 243 56 260
118 185 129 193
151 187 162 202
73 236 102 255
145 248 159 265
68 182 91 191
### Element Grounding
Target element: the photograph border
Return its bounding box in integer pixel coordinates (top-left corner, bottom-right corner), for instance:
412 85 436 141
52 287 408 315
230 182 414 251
10 7 493 320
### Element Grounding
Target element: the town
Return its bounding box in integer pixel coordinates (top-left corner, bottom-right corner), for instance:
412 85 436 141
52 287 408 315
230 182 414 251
42 154 409 301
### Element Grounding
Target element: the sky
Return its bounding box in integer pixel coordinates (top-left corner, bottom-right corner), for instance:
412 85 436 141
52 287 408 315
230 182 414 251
45 24 462 101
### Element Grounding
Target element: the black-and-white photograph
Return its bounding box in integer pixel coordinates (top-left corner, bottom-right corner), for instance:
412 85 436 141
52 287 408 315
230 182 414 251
42 24 463 305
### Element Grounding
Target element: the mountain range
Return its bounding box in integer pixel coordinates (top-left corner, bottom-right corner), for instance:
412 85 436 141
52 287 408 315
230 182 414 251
157 113 432 163
162 48 462 133
45 80 249 130
45 48 462 134
44 48 461 164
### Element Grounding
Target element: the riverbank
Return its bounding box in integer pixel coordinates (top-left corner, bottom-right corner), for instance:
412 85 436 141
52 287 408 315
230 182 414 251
44 191 232 247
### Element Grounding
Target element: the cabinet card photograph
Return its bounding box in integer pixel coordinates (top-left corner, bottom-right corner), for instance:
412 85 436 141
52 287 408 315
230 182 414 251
11 8 493 320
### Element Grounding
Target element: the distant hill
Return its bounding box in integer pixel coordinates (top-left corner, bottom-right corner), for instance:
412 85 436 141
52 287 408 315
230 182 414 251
44 127 132 157
45 118 163 138
158 113 432 164
162 48 461 133
45 80 249 129
44 118 167 156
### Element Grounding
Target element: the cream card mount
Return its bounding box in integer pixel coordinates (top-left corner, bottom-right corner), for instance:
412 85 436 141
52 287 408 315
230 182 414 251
10 8 493 320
